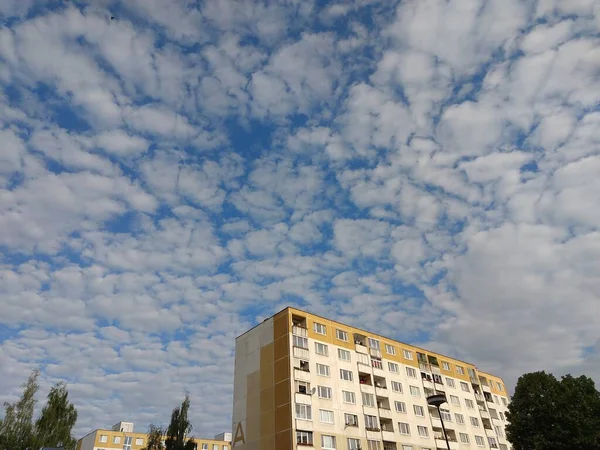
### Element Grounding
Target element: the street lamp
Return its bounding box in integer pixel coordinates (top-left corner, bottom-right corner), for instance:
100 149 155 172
426 393 451 450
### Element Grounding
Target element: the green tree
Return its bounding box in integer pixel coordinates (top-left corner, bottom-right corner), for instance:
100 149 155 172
165 395 196 450
34 382 78 450
0 369 40 450
506 371 600 450
142 424 164 450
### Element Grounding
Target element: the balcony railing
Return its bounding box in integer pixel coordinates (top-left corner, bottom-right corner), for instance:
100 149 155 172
292 325 308 337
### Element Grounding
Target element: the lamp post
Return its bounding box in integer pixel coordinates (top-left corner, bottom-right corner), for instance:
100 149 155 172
426 393 451 450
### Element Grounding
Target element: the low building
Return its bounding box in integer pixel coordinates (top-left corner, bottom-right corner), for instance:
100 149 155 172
77 422 230 450
232 307 512 450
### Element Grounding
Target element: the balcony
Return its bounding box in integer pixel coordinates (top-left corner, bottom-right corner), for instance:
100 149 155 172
360 383 375 395
295 419 313 431
295 393 312 404
292 325 308 337
475 393 485 402
378 407 392 419
370 348 382 359
482 384 492 393
431 417 455 430
375 386 388 397
435 438 458 450
485 427 497 437
293 347 310 359
383 443 397 450
355 343 368 354
294 368 311 382
479 409 490 419
382 430 395 441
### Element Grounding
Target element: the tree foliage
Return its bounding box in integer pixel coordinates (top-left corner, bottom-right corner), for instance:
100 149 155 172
0 370 78 450
506 371 600 450
35 382 78 450
0 369 40 450
142 424 164 450
165 394 196 450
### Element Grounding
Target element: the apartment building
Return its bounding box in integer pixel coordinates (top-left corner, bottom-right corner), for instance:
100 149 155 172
77 422 231 450
232 307 511 450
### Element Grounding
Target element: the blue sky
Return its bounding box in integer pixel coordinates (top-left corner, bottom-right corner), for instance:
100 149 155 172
1 0 600 439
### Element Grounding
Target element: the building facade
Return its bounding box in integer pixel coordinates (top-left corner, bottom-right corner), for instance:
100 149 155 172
77 422 231 450
232 307 511 450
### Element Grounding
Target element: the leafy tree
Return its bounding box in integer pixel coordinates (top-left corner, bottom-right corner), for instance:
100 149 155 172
165 395 196 450
506 371 600 450
34 382 78 450
142 424 164 450
0 369 40 450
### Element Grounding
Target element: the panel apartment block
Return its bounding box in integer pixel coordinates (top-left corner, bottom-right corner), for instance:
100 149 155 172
232 307 511 450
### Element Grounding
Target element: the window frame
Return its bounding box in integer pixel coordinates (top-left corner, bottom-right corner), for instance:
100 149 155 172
313 322 327 335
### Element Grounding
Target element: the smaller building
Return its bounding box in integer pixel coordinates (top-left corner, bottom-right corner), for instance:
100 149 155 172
77 421 231 450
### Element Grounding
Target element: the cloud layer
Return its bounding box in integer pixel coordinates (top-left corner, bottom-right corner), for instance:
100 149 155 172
1 0 600 438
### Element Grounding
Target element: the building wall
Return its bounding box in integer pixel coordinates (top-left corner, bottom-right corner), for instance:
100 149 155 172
232 310 290 450
78 430 230 450
234 307 512 450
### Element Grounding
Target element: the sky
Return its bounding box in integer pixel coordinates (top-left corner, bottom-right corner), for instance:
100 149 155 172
1 0 600 440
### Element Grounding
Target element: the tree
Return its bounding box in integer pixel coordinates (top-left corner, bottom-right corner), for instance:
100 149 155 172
34 382 78 450
142 424 164 450
165 394 196 450
0 369 40 450
506 371 600 450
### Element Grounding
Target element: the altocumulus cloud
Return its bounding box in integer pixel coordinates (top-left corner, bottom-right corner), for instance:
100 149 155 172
1 0 600 437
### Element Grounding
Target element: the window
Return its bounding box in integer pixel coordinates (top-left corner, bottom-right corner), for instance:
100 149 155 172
502 397 508 406
365 414 379 430
406 367 417 378
372 359 383 370
450 395 460 406
442 361 450 371
368 338 380 349
223 446 227 450
296 359 309 372
445 377 455 388
398 422 410 435
494 395 499 404
475 436 485 447
315 342 328 356
296 431 313 445
465 399 474 409
395 401 407 413
347 438 361 450
367 441 381 450
413 405 425 416
362 392 375 407
212 445 218 450
385 344 396 355
388 362 399 373
321 435 336 449
113 437 121 444
296 380 310 394
296 403 312 420
124 437 132 450
417 426 429 438
293 335 308 349
338 348 351 361
459 433 470 444
336 329 348 341
202 445 208 450
391 381 403 393
136 439 144 446
318 385 332 399
456 366 465 375
410 385 420 396
433 374 443 384
497 382 503 391
320 409 334 424
342 390 356 404
470 417 479 427
499 445 508 450
403 349 413 360
402 446 413 450
495 426 504 438
489 408 499 419
440 409 452 421
455 413 465 424
340 368 353 381
488 437 498 449
345 413 359 427
314 322 326 335
357 352 369 365
316 363 330 377
99 436 108 443
499 412 505 421
460 381 470 392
